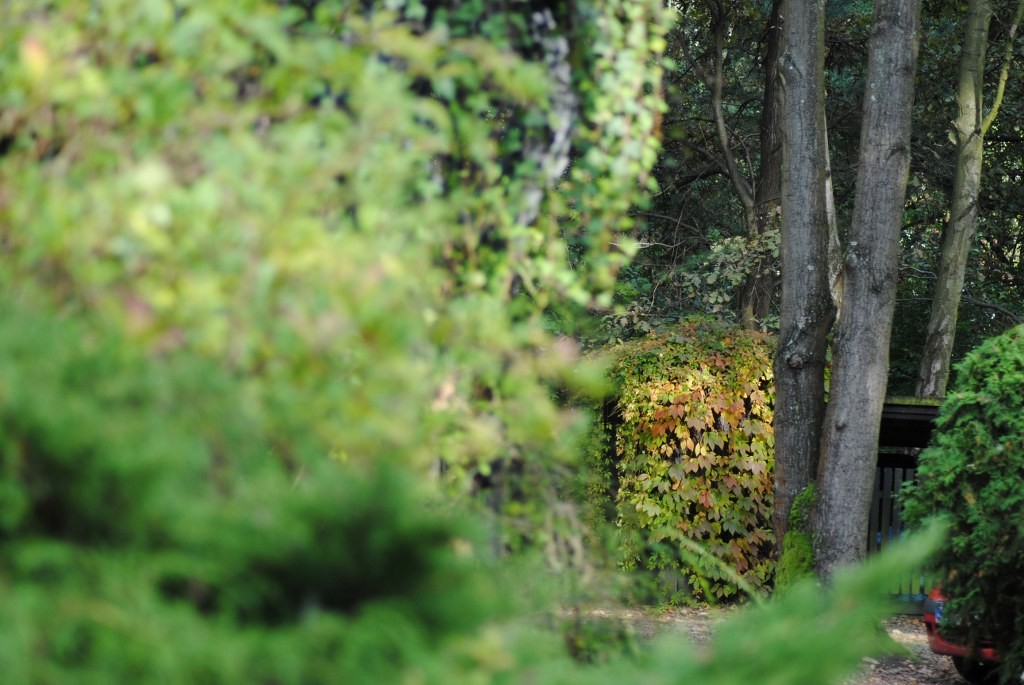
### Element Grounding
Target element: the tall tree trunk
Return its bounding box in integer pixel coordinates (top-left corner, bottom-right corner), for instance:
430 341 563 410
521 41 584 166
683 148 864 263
772 0 835 546
740 0 785 328
515 7 577 229
915 0 1024 398
814 0 921 579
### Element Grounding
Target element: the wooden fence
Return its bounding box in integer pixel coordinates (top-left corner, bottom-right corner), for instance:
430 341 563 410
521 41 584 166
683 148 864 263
867 401 941 604
867 465 931 601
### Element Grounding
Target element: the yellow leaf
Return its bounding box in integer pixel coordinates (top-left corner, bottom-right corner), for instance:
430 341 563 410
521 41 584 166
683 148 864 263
20 36 50 81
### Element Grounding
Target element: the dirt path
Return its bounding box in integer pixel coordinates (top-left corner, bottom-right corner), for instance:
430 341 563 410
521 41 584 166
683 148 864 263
856 615 962 685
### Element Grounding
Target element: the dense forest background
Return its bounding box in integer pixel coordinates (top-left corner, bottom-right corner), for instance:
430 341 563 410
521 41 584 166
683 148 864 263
614 0 1023 397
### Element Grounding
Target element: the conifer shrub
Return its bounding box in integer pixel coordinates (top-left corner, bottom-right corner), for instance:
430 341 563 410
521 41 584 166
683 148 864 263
0 300 505 683
903 325 1024 683
0 0 673 676
589 319 776 600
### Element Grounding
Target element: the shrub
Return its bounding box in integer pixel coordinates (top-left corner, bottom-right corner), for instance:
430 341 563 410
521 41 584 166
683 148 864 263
0 0 671 562
589 319 776 601
0 0 669 678
0 299 223 546
903 324 1024 683
0 298 511 683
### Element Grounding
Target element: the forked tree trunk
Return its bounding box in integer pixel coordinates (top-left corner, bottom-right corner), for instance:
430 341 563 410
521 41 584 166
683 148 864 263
772 0 835 546
813 0 921 579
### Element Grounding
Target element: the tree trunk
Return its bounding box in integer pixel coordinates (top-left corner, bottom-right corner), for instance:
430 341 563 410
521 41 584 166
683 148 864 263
915 0 1024 398
515 7 577 229
772 0 835 546
814 0 921 579
740 0 785 328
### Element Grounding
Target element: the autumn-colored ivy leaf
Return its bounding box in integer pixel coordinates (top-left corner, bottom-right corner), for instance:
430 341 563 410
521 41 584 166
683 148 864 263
594 319 775 600
686 414 707 430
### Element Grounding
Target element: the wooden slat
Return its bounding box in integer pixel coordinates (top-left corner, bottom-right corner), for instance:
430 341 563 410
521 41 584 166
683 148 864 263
865 445 929 602
894 468 905 593
883 468 895 593
866 466 929 601
881 469 894 550
868 469 882 554
904 468 919 595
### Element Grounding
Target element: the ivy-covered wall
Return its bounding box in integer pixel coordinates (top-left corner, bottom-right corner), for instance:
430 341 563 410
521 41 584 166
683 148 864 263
588 319 776 600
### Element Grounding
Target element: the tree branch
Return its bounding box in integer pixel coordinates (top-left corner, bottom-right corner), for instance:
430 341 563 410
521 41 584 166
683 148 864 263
962 295 1023 324
982 0 1024 134
628 211 704 234
680 5 756 235
902 295 1022 324
708 13 756 227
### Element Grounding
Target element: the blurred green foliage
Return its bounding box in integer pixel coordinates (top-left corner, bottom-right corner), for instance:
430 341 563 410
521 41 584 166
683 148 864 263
904 325 1024 684
0 297 510 683
0 301 944 681
0 0 666 480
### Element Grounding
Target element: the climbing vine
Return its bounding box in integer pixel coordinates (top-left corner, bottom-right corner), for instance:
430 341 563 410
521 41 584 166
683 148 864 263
590 319 776 600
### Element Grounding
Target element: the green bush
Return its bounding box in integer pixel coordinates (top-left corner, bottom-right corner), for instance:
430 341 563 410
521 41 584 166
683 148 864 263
0 0 669 678
0 299 511 683
903 324 1024 683
589 319 776 601
0 299 224 545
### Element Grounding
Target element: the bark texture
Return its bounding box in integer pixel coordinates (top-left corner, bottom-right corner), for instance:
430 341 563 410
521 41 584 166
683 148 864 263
814 0 921 579
772 0 835 546
515 8 577 228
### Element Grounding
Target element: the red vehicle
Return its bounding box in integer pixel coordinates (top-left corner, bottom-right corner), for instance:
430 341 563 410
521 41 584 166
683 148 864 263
922 587 1000 684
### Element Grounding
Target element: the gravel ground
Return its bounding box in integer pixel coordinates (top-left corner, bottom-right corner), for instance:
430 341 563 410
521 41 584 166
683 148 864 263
596 608 965 684
856 615 962 685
